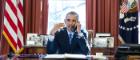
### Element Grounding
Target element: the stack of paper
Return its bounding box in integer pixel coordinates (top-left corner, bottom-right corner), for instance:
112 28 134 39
43 54 87 59
64 54 87 59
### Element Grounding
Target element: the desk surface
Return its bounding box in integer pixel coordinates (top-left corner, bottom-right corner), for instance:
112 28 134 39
1 54 115 60
18 54 113 60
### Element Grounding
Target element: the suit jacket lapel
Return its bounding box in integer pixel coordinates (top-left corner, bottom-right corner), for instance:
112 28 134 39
70 32 77 47
63 28 70 46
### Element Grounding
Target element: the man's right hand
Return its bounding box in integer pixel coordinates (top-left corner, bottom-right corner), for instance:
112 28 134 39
50 23 64 36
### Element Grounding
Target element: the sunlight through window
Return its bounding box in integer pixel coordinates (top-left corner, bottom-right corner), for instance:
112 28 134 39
47 0 86 34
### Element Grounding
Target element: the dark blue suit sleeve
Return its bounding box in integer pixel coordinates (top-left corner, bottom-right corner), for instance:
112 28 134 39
46 36 58 54
76 32 89 55
47 40 55 54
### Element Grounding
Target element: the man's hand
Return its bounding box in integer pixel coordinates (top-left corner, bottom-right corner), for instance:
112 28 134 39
76 21 81 33
50 23 64 36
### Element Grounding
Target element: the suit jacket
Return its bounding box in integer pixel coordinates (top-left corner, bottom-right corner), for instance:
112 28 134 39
47 27 89 55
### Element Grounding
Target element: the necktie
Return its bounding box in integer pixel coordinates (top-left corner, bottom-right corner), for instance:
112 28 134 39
69 33 72 44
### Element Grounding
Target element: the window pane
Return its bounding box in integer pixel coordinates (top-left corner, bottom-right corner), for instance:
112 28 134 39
48 0 86 34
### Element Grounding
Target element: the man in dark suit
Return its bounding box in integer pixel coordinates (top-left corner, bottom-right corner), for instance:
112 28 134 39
47 11 89 55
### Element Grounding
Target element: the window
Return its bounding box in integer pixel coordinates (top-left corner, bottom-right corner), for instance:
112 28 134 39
47 0 86 34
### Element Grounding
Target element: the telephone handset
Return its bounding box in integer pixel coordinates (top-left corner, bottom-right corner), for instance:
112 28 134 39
73 26 77 31
72 24 77 32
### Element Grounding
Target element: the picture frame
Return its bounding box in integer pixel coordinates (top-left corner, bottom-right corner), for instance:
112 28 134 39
93 37 114 48
26 33 43 46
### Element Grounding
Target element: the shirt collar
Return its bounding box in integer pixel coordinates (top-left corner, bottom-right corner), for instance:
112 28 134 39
67 30 74 35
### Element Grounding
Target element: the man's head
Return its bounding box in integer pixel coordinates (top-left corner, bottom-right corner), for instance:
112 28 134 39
64 11 79 31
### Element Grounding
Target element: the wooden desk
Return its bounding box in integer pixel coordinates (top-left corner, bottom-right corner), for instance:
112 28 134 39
107 55 115 60
7 54 115 60
91 47 115 60
91 48 115 55
24 46 46 54
128 55 140 60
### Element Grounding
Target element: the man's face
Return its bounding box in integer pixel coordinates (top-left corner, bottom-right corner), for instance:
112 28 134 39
65 14 77 30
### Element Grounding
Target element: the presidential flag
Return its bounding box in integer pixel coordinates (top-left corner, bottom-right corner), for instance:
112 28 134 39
119 0 138 44
2 0 24 54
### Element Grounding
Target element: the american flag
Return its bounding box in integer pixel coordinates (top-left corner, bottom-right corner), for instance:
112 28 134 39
2 0 24 54
120 2 129 14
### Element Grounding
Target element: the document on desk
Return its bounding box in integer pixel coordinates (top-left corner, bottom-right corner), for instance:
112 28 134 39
64 54 87 59
44 54 64 58
44 54 87 59
92 55 107 59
